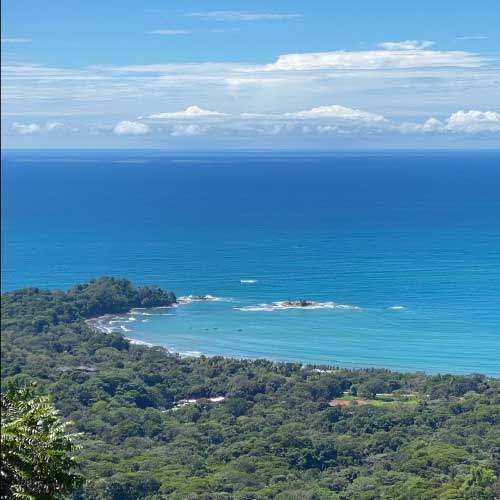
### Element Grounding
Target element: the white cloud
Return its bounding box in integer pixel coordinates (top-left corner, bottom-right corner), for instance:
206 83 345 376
240 105 386 126
420 117 445 133
446 110 500 133
255 109 500 136
12 122 40 134
398 118 445 134
400 110 500 134
11 121 65 134
113 121 150 135
316 125 340 134
94 62 241 75
378 40 435 50
138 105 500 137
93 46 491 76
1 38 32 43
2 41 499 148
171 124 207 136
457 35 488 41
148 29 231 36
10 121 69 134
185 11 300 21
146 105 227 119
225 77 283 87
284 105 386 122
132 104 390 138
149 29 192 35
265 49 487 71
2 63 105 81
45 121 64 131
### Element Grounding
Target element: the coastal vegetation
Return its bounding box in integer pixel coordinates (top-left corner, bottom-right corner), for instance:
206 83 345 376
1 382 82 499
1 277 499 499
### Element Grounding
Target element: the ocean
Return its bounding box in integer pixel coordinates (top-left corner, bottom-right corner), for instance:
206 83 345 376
2 150 499 375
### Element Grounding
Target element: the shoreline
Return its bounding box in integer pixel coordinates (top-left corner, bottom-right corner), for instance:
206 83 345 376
84 313 499 378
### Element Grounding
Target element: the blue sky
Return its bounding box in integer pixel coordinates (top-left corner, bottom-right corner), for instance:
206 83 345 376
2 0 500 149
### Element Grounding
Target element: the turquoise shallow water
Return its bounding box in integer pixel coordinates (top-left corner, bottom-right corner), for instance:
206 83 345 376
2 150 500 375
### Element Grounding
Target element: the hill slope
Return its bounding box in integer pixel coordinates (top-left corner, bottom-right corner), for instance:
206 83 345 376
1 278 499 499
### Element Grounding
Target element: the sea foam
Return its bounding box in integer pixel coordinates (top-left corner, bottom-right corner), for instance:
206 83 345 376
235 300 360 312
127 338 154 347
178 294 230 304
179 350 202 357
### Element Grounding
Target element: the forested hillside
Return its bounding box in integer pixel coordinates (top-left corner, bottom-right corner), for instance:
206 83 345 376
1 278 499 499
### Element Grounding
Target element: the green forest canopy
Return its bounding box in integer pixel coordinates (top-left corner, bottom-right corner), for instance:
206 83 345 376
1 277 499 499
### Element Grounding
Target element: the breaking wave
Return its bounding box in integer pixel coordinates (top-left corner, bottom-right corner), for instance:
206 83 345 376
235 300 360 312
177 294 230 304
127 338 154 346
178 350 202 358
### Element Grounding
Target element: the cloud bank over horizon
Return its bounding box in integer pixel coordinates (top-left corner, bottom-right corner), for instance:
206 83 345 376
2 36 499 148
10 106 500 144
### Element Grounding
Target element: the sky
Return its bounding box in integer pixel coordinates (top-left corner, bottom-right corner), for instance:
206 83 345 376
2 0 500 149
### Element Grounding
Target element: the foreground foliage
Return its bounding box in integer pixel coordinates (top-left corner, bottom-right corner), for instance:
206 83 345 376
1 383 82 499
1 277 499 499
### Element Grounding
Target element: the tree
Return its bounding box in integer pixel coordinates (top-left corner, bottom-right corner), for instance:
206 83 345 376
2 277 499 499
1 382 82 499
357 378 388 399
460 466 498 499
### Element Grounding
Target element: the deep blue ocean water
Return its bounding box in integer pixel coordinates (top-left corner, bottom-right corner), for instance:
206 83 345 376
2 150 499 375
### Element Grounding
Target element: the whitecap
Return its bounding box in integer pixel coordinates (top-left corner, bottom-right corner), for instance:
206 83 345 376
101 326 115 334
177 294 230 304
131 310 173 316
127 338 154 346
235 304 275 312
235 300 360 312
121 325 132 332
240 279 258 284
92 321 119 333
388 306 406 310
179 350 202 357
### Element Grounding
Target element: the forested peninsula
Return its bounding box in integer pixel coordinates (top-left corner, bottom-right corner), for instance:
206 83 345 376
1 277 499 499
